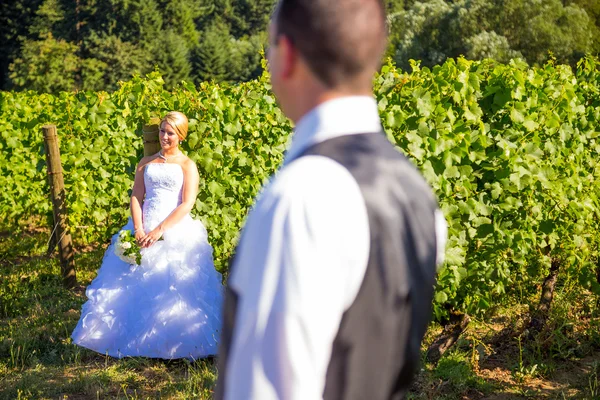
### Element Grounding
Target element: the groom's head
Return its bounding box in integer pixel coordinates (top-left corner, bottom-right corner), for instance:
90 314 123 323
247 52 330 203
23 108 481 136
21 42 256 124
268 0 387 122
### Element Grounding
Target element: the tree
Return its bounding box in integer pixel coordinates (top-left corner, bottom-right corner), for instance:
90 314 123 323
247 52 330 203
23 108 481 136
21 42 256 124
565 0 600 26
0 0 276 90
28 0 67 38
78 0 163 45
391 0 454 70
391 0 599 71
151 30 193 88
565 0 600 52
519 1 594 65
82 33 152 91
465 31 522 63
0 0 44 89
192 20 231 82
7 0 597 92
226 0 274 37
9 33 79 93
162 0 205 45
229 33 266 82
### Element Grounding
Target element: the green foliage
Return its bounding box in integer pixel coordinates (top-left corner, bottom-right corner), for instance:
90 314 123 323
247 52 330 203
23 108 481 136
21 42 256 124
384 0 407 14
163 0 204 45
28 0 67 38
192 20 265 83
0 0 273 92
228 33 266 82
3 0 600 92
514 0 594 65
433 351 492 393
0 0 44 88
82 33 153 92
152 30 193 88
465 31 522 63
390 0 599 71
3 56 600 319
192 20 231 83
0 70 289 273
8 33 79 93
390 0 454 68
80 0 163 44
218 0 274 37
377 55 600 318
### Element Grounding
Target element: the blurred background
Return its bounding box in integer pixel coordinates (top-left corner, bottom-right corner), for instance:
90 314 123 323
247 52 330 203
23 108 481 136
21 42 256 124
1 0 598 93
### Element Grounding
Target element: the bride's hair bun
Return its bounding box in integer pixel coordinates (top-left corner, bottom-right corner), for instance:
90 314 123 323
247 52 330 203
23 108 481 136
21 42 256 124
162 111 189 141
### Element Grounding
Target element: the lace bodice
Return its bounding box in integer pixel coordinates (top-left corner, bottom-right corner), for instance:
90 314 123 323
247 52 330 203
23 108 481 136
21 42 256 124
143 163 185 231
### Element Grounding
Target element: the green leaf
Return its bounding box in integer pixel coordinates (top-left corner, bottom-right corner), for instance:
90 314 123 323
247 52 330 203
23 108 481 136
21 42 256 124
472 216 492 227
523 119 539 132
444 166 460 179
208 181 225 197
510 108 524 123
435 291 448 304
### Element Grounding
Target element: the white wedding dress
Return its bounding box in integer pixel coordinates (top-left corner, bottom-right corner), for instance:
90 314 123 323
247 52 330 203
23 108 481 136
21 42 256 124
71 163 224 359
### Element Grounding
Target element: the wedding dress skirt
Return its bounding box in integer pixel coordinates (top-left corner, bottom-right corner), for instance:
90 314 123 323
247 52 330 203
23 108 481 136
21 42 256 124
71 163 224 359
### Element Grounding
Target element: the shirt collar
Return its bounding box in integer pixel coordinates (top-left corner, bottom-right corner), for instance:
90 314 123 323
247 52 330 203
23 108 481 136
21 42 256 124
283 96 382 165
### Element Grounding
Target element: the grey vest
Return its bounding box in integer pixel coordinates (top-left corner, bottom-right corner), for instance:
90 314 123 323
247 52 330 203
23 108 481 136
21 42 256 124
216 132 439 400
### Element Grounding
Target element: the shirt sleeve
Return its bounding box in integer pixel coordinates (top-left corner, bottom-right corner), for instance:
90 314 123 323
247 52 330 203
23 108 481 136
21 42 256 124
224 156 370 400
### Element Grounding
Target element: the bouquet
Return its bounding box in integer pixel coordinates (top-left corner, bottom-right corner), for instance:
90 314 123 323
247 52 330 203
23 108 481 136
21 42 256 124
115 230 143 265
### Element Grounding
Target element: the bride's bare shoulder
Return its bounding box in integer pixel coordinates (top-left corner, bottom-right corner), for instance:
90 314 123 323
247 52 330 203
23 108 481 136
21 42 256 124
137 154 160 170
179 156 198 175
179 154 195 166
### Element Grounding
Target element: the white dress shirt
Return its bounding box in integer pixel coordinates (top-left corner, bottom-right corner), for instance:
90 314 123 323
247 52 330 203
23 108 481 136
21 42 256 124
224 96 446 400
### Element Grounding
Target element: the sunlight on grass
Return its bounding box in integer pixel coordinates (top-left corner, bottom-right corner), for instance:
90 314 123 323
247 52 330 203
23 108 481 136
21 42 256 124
2 230 600 399
434 351 494 394
0 231 217 399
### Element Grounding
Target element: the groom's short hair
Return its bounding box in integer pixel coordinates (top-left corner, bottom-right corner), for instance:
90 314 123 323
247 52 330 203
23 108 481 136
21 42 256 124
274 0 387 89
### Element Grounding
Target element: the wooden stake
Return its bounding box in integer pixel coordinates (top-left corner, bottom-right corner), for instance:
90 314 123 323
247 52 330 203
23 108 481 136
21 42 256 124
143 117 162 157
426 312 470 364
528 257 561 335
43 125 77 289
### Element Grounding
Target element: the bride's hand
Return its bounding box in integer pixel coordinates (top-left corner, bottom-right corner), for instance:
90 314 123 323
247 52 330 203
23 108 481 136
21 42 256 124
134 229 145 244
140 227 163 248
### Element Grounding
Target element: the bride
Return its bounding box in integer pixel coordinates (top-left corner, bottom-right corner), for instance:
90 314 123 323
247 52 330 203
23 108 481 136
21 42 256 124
71 111 224 360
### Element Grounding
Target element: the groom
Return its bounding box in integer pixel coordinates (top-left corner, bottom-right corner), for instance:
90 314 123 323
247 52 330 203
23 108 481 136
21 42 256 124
216 0 447 399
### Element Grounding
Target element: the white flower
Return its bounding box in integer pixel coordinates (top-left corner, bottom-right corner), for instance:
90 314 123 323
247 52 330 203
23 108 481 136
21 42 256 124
114 233 140 266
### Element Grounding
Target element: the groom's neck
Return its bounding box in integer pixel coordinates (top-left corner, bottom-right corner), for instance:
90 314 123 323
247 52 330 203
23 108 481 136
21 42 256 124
291 86 374 126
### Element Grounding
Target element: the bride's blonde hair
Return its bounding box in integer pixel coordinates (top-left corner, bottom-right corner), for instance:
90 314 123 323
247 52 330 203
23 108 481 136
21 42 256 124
161 111 189 141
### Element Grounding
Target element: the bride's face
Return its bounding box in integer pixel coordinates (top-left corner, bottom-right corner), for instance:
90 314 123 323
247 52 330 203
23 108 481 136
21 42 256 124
159 122 179 151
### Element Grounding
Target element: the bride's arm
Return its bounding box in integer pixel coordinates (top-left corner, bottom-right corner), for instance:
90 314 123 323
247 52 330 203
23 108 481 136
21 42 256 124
131 157 151 242
141 159 199 247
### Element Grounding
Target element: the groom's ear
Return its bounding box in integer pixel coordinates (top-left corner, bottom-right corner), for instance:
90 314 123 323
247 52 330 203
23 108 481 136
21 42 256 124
279 34 298 80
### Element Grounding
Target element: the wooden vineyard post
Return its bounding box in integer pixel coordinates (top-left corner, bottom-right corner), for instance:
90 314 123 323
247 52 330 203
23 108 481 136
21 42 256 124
43 125 77 289
143 117 162 156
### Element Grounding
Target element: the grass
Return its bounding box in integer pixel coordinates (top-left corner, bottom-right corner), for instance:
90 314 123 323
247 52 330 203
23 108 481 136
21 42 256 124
1 227 600 399
408 294 600 400
0 229 216 399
